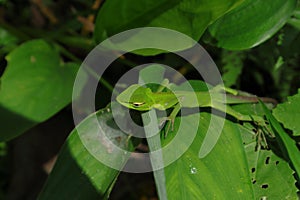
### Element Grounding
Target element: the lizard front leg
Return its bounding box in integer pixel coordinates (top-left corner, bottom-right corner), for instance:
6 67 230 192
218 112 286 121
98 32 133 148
159 103 181 137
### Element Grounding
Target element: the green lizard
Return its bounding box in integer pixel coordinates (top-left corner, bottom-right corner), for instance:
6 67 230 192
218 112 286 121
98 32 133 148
116 81 276 134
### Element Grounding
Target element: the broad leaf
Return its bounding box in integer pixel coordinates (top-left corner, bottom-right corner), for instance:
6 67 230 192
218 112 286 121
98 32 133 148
241 125 298 199
206 0 297 49
161 102 298 199
0 39 81 141
261 101 300 185
163 113 254 199
94 0 244 55
39 104 136 199
273 89 300 136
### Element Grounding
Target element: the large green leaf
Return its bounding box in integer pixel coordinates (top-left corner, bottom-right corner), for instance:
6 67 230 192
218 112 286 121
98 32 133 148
161 105 298 199
273 89 300 136
261 101 300 183
207 0 297 49
0 39 81 141
163 113 254 199
241 125 298 199
39 104 136 199
94 0 244 55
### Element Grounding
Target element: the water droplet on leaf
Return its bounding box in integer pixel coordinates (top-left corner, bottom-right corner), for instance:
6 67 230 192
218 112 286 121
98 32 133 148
190 167 197 174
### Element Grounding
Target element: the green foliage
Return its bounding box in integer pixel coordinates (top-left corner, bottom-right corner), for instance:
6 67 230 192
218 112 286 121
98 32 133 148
0 40 81 141
163 112 298 199
206 0 297 49
141 68 298 199
261 101 300 185
288 5 300 30
243 126 297 198
94 0 244 55
39 104 137 199
221 50 246 87
0 0 299 199
273 90 300 136
164 114 254 199
0 27 18 54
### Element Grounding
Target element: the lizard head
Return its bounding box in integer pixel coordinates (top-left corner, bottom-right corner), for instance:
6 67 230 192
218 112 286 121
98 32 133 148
116 84 155 111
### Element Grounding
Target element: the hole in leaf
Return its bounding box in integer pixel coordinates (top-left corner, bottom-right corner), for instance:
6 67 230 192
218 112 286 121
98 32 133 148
275 161 279 165
265 157 270 165
261 184 269 189
252 179 257 184
251 168 256 173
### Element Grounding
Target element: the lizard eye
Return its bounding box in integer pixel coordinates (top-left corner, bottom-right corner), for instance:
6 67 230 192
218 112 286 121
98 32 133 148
132 102 145 107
